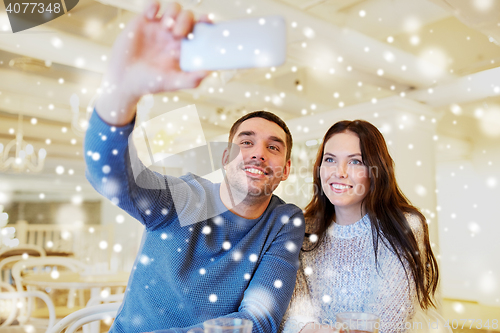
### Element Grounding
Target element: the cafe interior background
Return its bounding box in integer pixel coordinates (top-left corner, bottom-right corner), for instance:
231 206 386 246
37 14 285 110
0 0 499 331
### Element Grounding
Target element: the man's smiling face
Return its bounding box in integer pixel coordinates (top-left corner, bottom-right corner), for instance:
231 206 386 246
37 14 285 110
223 117 291 199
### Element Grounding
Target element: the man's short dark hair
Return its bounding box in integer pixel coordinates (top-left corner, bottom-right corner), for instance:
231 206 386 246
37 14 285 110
228 111 293 161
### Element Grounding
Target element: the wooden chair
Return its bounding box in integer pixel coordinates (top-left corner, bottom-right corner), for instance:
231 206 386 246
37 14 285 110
0 245 46 284
13 221 114 263
0 287 56 333
83 293 124 333
47 303 121 333
11 257 89 322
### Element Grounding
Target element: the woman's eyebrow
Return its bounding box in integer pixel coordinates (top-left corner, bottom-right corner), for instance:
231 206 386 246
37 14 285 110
324 153 362 157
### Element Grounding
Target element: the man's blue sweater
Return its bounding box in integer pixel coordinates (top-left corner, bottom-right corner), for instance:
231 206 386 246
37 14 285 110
84 111 305 333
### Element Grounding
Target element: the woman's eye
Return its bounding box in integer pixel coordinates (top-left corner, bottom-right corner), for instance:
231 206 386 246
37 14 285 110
324 157 333 163
351 159 363 165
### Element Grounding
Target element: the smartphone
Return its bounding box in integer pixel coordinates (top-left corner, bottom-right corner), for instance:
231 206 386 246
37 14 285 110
180 15 286 71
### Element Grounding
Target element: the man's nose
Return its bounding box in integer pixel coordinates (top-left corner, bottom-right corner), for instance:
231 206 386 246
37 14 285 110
251 143 266 161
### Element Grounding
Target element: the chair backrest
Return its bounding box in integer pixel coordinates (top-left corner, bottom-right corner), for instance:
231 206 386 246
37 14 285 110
0 244 46 258
0 245 46 283
11 257 89 293
48 302 121 333
0 290 56 332
13 221 114 262
0 255 24 283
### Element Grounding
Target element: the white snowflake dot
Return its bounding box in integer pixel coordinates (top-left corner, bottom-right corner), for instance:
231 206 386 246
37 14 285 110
199 268 206 275
222 241 231 250
274 280 283 288
232 251 242 261
309 234 318 242
112 149 118 155
140 255 150 265
209 294 217 303
285 241 297 252
304 266 313 275
161 233 167 240
102 135 107 141
102 165 111 174
322 295 331 303
293 218 302 227
280 215 289 224
161 208 168 215
249 254 258 262
92 152 100 161
55 166 65 175
213 216 223 226
244 273 251 280
202 226 212 235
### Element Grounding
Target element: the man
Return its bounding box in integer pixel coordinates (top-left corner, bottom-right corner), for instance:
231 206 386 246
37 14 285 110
84 2 305 332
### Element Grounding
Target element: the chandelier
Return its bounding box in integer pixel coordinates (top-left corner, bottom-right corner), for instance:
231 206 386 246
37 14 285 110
0 114 47 173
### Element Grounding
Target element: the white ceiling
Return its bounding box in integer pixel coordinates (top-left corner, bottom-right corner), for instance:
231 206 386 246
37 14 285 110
0 0 499 201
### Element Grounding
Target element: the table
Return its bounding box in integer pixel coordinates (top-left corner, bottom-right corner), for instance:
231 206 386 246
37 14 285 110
22 271 129 290
22 271 129 333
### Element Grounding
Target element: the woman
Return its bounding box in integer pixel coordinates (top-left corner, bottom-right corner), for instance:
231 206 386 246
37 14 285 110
280 120 440 333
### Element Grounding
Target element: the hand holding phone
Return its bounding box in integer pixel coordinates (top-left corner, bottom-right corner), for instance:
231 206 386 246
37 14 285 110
95 1 209 126
180 16 287 71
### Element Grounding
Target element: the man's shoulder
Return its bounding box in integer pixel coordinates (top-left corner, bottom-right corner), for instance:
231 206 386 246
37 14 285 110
269 194 303 216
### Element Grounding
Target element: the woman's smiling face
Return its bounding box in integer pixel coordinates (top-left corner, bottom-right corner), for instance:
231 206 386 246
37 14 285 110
320 131 370 212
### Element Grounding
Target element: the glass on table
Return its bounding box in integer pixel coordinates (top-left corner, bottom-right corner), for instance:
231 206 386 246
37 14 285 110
203 318 253 333
335 312 380 333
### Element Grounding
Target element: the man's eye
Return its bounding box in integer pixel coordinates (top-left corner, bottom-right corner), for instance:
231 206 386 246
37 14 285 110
241 141 252 145
269 146 279 151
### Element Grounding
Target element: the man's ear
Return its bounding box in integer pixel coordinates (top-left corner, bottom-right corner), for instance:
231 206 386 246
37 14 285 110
281 159 292 181
221 147 230 169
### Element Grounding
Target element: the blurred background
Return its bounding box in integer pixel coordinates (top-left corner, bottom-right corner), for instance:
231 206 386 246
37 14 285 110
0 0 499 331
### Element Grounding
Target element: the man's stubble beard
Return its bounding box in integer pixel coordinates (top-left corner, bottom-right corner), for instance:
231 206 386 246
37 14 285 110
224 161 277 204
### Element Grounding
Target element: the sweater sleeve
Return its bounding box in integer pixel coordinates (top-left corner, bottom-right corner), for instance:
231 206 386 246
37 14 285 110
370 214 424 333
279 252 318 333
155 210 306 333
84 110 204 230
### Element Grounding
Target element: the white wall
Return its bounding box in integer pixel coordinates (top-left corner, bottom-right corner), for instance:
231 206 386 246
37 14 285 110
437 135 500 306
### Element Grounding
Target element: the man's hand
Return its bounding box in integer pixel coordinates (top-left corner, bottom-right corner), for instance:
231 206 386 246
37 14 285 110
95 1 209 126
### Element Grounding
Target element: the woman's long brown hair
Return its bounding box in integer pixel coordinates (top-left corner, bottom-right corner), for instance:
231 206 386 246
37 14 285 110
303 120 439 310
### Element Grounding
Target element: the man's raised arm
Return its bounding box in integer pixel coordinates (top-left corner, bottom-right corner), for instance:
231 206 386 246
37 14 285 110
94 1 208 126
84 1 209 229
